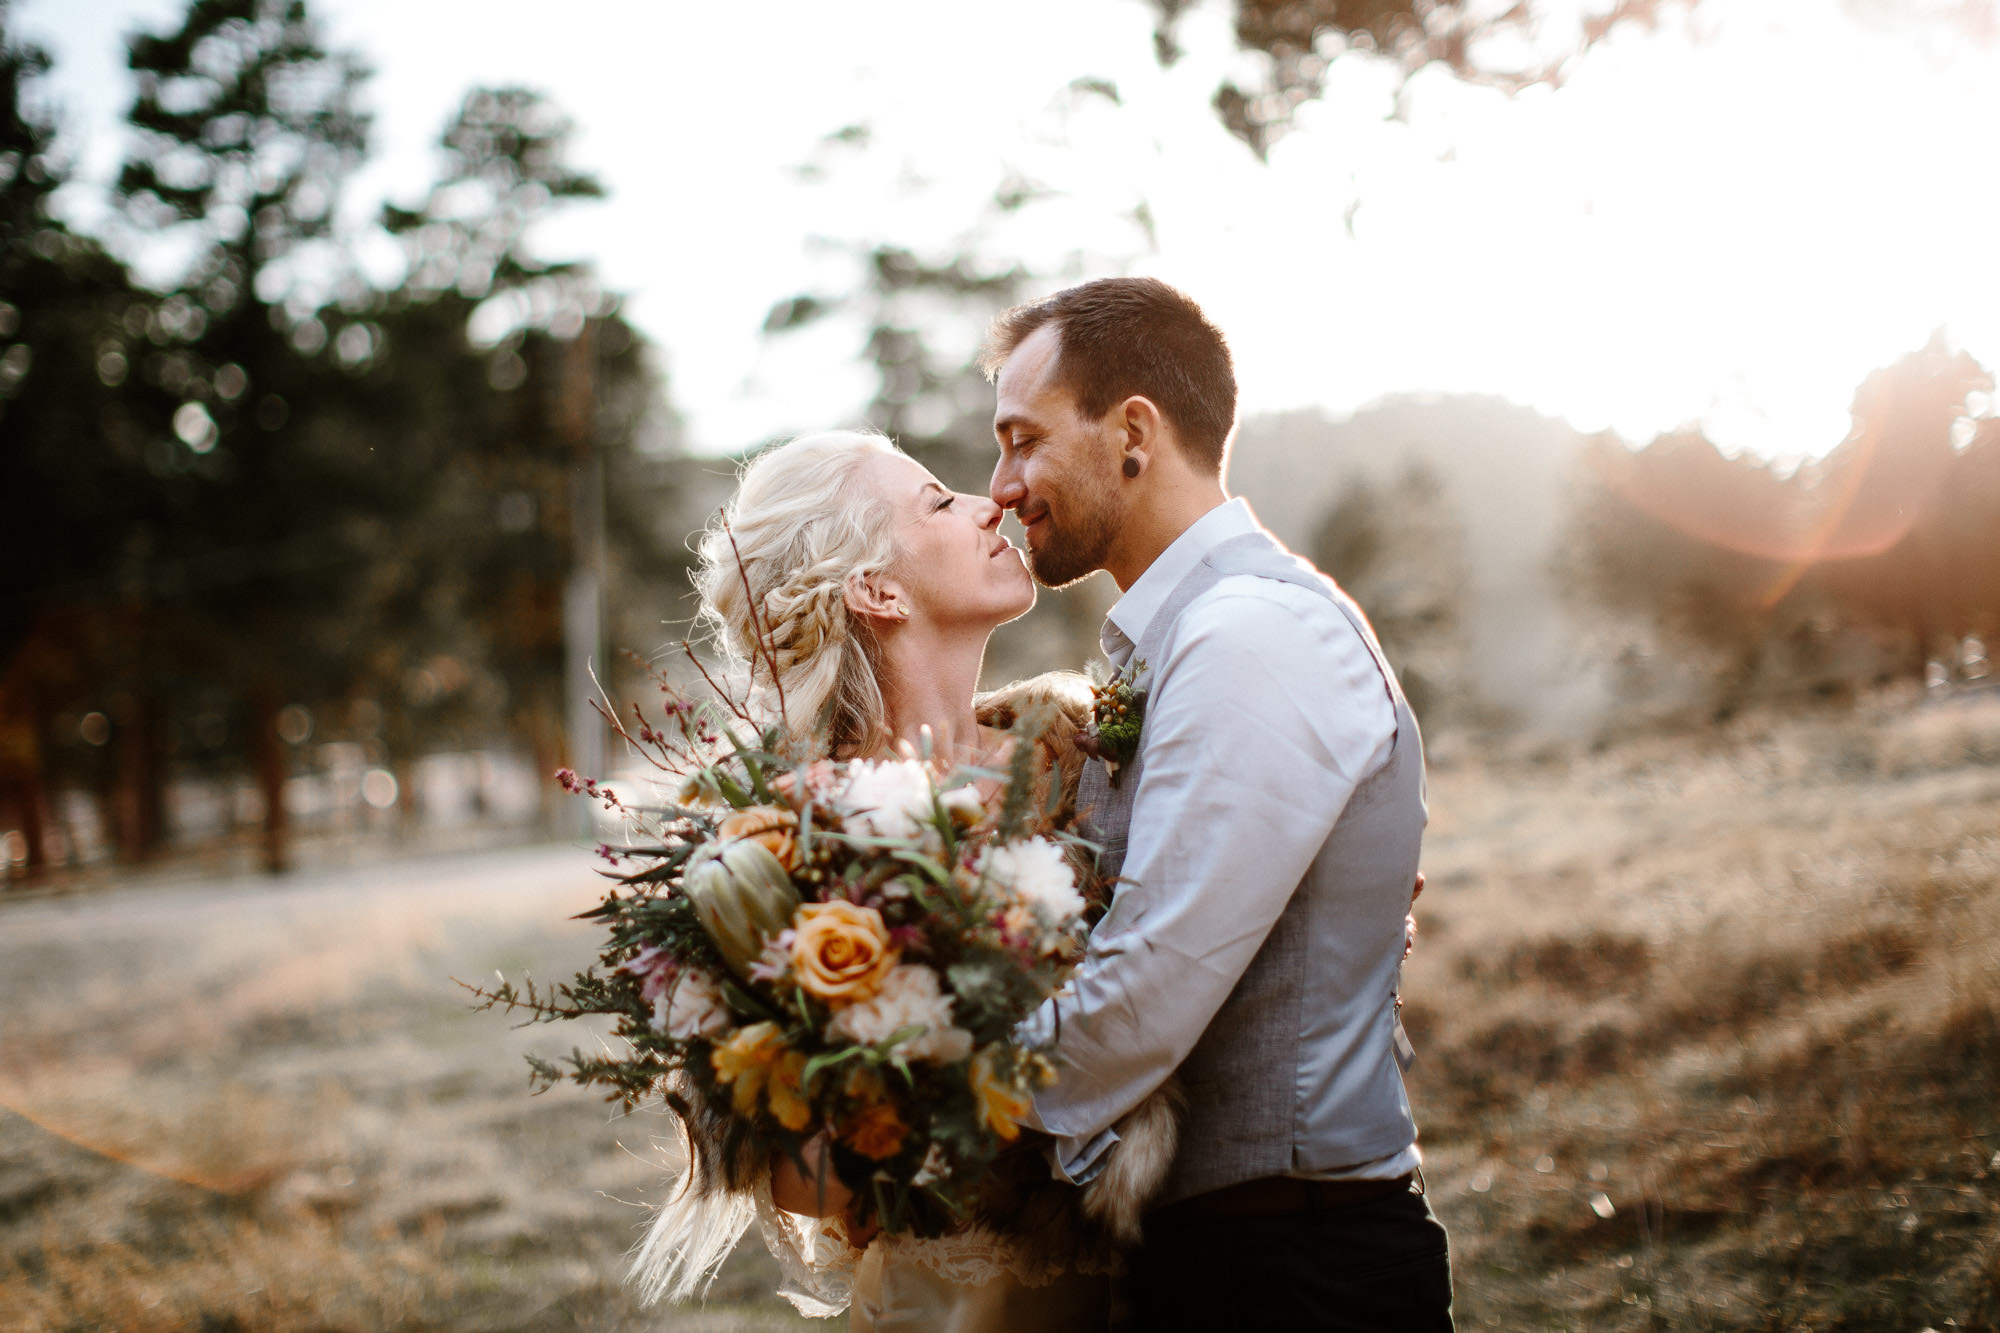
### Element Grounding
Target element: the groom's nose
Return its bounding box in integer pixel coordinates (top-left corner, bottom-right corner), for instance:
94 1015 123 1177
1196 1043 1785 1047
990 459 1025 511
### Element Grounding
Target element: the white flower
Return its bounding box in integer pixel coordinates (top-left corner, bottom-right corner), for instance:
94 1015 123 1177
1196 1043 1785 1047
939 784 985 824
912 1142 950 1187
837 759 936 840
826 963 974 1063
979 837 1085 922
653 970 732 1040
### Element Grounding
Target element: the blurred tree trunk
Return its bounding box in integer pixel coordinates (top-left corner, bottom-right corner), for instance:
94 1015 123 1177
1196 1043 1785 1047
111 690 163 862
530 709 563 834
394 754 418 839
0 687 56 878
251 686 290 874
19 773 54 874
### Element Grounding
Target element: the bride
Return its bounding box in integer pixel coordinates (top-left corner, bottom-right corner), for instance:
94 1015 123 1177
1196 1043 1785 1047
632 429 1177 1330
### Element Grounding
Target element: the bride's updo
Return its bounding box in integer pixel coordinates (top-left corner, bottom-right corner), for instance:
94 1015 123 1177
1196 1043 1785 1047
696 430 901 755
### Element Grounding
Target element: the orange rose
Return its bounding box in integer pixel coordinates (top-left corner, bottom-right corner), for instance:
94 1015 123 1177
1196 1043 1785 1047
842 1101 908 1160
970 1047 1033 1142
717 805 800 870
790 901 897 1007
838 1066 907 1158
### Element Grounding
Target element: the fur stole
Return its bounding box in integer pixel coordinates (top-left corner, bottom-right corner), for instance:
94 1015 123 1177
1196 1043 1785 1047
974 670 1093 834
967 1076 1183 1274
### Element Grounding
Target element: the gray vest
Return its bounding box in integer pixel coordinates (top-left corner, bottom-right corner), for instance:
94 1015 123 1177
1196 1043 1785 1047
1080 530 1427 1204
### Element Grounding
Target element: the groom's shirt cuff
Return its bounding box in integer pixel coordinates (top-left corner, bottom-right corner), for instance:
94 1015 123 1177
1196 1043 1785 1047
1046 1126 1120 1185
1018 1062 1120 1183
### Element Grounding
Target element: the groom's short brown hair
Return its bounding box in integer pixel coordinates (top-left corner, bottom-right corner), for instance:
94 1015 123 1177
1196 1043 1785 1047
980 277 1237 472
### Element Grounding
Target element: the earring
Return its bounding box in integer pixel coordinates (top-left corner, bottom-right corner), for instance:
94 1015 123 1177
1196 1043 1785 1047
1123 457 1141 479
896 604 910 619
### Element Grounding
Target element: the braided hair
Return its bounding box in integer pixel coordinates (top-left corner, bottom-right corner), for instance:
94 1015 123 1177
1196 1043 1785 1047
696 431 902 757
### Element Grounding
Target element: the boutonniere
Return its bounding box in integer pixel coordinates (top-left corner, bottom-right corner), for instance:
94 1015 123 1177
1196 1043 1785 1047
1078 659 1147 787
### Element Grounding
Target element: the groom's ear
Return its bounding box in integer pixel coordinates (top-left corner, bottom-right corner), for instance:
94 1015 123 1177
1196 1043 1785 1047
844 573 907 625
1116 394 1166 480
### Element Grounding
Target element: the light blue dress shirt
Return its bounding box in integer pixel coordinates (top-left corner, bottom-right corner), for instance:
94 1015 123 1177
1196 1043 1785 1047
1024 499 1421 1186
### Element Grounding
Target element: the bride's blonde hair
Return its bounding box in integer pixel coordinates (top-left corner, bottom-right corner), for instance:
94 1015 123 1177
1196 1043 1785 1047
695 429 902 755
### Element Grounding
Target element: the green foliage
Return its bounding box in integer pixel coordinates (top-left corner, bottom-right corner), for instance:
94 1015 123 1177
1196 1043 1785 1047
765 240 1031 456
383 86 605 305
1561 339 1998 720
0 0 682 874
119 0 369 271
1084 661 1146 778
1149 0 1673 158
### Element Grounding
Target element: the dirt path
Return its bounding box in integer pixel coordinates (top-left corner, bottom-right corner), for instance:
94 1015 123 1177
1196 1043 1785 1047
0 843 813 1331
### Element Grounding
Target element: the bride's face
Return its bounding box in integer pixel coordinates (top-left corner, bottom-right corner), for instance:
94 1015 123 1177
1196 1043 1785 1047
857 451 1036 629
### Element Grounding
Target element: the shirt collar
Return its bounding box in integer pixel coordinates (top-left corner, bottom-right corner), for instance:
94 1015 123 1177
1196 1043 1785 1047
1100 497 1261 665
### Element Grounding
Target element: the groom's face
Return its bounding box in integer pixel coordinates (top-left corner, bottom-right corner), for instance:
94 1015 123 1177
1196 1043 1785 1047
989 325 1122 589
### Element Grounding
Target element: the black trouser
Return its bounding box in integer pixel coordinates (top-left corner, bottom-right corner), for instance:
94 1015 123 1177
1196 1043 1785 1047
1128 1184 1454 1332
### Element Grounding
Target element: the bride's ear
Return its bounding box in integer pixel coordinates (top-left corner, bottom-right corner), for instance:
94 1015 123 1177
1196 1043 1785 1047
844 573 909 625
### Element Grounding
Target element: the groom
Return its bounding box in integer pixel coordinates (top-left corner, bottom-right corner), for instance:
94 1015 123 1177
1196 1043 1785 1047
984 278 1453 1331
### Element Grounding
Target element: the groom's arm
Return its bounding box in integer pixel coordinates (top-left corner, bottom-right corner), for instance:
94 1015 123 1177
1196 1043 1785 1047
1022 578 1397 1182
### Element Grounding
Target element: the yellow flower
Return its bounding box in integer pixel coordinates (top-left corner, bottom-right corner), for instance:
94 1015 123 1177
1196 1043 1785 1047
790 900 898 1008
711 1021 785 1117
767 1048 813 1131
718 805 800 870
970 1047 1033 1142
713 1023 815 1128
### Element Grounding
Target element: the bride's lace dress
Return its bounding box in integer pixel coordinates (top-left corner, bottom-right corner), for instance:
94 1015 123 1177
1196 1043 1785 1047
753 1173 1112 1329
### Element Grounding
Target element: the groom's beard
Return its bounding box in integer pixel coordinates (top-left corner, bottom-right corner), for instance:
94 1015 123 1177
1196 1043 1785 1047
1022 497 1117 588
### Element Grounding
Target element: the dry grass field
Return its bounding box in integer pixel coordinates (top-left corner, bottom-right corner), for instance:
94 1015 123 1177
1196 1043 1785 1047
2 688 1996 1331
1407 687 2000 1331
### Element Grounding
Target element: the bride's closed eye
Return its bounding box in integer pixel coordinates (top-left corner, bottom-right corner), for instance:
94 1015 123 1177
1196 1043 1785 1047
933 494 955 513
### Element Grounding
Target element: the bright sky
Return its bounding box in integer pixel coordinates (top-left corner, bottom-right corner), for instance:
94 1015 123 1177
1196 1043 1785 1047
17 0 2000 461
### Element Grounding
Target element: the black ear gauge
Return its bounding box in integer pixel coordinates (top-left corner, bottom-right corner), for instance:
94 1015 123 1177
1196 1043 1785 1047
1123 457 1141 479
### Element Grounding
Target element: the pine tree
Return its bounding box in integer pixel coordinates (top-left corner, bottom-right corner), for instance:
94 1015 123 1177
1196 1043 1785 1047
112 0 376 870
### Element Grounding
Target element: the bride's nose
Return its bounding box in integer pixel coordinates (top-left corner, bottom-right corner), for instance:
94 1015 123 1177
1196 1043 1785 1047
970 495 1003 530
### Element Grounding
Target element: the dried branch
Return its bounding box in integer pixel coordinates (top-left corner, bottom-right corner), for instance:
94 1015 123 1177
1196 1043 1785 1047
722 511 788 729
682 640 756 725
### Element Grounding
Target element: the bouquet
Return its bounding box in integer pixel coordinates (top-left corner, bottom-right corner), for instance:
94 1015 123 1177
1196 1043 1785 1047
466 668 1096 1250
